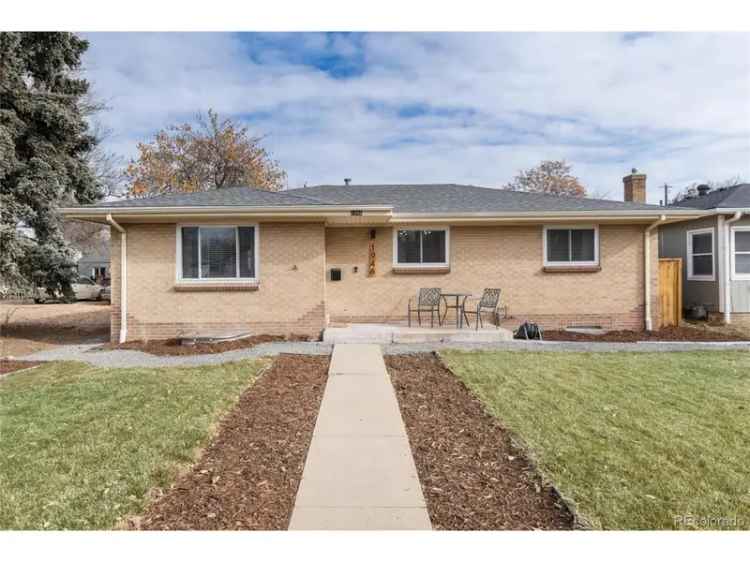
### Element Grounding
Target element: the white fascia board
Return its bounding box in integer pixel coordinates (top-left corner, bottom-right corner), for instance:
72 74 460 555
60 205 394 218
390 210 706 222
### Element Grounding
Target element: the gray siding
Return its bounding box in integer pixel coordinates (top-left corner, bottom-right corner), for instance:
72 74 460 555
659 216 721 311
730 216 750 313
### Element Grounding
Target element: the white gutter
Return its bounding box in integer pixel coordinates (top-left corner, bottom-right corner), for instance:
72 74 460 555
106 214 127 343
645 215 667 331
60 206 706 221
724 211 744 324
391 209 704 221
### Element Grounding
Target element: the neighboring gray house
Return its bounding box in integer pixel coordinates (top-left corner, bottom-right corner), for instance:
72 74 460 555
660 183 750 325
77 249 110 284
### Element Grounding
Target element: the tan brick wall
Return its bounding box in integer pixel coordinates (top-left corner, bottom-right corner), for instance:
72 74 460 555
109 222 326 342
110 221 660 341
325 224 660 330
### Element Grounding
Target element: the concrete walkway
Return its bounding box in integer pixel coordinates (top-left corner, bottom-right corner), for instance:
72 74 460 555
288 344 431 530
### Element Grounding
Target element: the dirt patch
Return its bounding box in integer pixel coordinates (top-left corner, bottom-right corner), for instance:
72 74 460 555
138 354 329 530
0 360 43 375
543 325 749 342
98 334 312 356
386 353 574 530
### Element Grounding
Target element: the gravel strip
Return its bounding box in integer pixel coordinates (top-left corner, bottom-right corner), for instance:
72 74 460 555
23 341 333 367
21 339 750 368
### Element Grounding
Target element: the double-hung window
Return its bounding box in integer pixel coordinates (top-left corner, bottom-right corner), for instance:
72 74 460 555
731 227 750 281
687 228 714 281
178 225 257 282
394 228 449 267
543 226 599 267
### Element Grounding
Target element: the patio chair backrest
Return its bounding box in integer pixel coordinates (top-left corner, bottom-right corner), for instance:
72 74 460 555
479 288 501 309
418 287 442 307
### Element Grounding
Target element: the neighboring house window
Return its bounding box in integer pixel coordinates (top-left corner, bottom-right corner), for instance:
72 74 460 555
686 227 714 281
178 225 257 281
731 227 750 281
393 228 449 266
543 226 599 267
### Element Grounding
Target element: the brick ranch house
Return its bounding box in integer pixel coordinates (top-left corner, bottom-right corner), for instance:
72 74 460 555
62 171 703 343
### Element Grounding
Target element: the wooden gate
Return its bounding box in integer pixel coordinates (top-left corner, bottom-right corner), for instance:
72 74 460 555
658 258 682 328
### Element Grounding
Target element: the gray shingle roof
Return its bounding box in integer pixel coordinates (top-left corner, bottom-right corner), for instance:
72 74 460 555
668 184 750 210
86 184 666 213
90 187 332 208
287 184 662 213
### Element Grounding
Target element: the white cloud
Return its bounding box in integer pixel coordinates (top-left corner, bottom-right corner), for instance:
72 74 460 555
82 32 750 202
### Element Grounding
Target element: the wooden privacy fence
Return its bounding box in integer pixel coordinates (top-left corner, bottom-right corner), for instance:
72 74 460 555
658 258 682 328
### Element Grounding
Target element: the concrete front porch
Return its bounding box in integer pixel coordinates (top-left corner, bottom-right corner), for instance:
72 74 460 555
323 322 514 344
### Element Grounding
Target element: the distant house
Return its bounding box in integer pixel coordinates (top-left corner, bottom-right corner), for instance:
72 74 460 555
660 184 750 325
61 172 703 343
77 249 110 285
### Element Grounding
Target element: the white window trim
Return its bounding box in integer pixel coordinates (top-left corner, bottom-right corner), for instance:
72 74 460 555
730 226 750 281
542 225 600 267
175 223 260 283
392 226 450 268
686 227 715 281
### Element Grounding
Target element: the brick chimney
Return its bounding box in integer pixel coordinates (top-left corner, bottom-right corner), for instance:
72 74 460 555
623 168 647 203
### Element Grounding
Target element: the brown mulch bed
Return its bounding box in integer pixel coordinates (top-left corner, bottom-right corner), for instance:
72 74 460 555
386 353 574 530
96 334 312 356
0 359 43 375
543 325 749 342
138 354 328 530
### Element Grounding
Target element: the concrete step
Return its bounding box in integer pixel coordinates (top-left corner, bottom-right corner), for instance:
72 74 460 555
323 324 513 344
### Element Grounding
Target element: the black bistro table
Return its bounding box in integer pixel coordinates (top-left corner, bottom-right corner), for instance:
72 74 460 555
441 292 472 328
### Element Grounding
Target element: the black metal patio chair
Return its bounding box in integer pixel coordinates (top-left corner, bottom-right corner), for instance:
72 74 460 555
462 288 502 330
407 288 442 328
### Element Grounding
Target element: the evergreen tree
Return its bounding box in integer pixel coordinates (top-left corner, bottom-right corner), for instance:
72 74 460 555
0 32 102 298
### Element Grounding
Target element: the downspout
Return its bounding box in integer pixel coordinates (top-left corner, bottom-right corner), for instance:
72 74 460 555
106 214 127 343
724 211 744 324
645 215 667 331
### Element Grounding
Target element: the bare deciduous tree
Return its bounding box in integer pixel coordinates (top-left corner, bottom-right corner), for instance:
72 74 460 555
125 109 286 197
63 220 109 258
503 160 587 198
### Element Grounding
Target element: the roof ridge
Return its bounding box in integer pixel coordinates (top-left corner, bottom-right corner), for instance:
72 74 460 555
278 189 336 205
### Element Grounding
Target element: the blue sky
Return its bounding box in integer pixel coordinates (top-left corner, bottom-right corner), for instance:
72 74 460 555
82 32 750 202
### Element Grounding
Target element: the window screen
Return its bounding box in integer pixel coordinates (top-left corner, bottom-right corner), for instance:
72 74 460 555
180 226 256 280
396 230 447 264
397 230 421 263
238 227 255 278
421 230 446 263
734 231 750 276
181 227 199 278
689 230 713 278
546 228 596 263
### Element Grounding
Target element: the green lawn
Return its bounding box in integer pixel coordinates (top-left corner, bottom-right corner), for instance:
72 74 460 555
441 350 750 530
0 359 265 530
